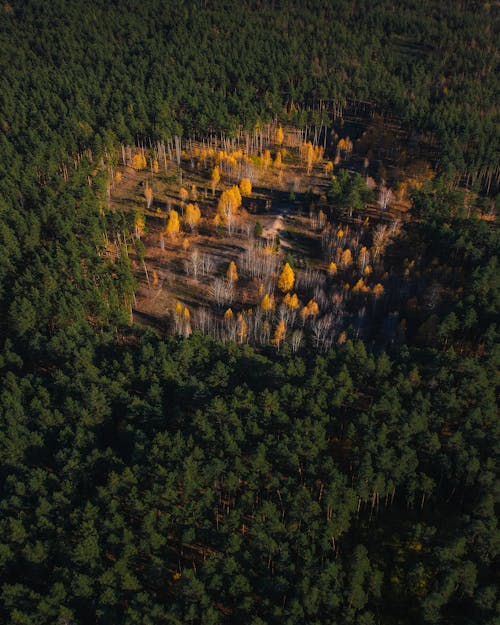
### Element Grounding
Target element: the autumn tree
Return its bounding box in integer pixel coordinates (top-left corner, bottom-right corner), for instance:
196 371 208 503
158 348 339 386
272 319 286 349
261 293 275 312
166 209 180 237
211 166 220 195
340 248 353 269
184 203 201 230
239 178 252 196
135 212 145 239
276 125 284 145
278 262 295 292
226 260 238 282
132 151 147 170
237 313 248 344
328 261 338 275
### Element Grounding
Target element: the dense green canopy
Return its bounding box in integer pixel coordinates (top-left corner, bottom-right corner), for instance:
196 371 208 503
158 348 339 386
0 2 498 624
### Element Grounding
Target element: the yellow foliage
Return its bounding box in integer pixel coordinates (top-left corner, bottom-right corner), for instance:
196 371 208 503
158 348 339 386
166 209 180 236
272 319 286 348
324 161 334 173
211 166 221 187
274 151 282 168
352 278 370 294
338 331 347 344
135 213 145 238
278 262 295 292
224 308 234 321
287 293 299 309
262 149 272 169
190 184 198 200
300 299 319 320
328 262 338 275
261 293 275 312
132 152 147 170
152 159 159 174
364 265 373 276
373 283 385 299
276 125 284 145
306 299 319 315
239 178 252 196
175 301 183 317
184 203 201 229
114 171 122 184
340 248 353 268
179 187 189 203
237 314 248 343
226 260 238 282
217 186 242 219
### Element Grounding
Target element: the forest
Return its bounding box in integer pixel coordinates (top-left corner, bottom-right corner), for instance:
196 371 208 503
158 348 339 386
0 1 499 624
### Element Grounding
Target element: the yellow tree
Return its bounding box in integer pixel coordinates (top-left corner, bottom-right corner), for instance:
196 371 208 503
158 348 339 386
152 159 159 174
272 319 286 349
135 212 145 239
239 178 252 196
224 308 234 322
261 293 275 312
211 166 220 195
166 209 180 237
184 203 201 230
328 261 338 275
276 125 284 146
284 292 299 309
340 248 353 269
132 152 147 170
237 314 248 344
179 187 189 205
262 149 272 169
278 262 295 292
274 151 283 168
373 283 385 299
226 260 238 282
114 171 122 185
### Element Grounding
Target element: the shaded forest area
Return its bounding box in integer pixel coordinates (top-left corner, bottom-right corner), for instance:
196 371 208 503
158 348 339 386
0 1 498 624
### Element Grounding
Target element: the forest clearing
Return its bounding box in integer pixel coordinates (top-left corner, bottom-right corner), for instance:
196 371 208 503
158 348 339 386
105 118 435 351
